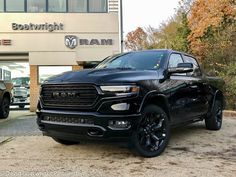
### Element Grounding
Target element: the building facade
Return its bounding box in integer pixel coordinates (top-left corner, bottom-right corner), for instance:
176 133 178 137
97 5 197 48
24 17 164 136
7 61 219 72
0 0 121 111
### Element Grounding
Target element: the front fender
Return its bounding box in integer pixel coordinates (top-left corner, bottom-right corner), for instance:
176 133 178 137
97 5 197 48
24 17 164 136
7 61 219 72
138 91 171 120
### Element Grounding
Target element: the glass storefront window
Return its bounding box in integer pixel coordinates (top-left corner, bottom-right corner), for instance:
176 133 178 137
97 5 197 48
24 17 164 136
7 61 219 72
48 0 67 12
38 66 72 84
89 0 107 12
0 0 4 12
27 0 46 12
6 0 25 12
68 0 87 12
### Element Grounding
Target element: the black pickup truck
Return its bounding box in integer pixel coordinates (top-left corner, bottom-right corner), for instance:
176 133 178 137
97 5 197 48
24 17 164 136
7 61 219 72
0 81 13 119
37 50 225 157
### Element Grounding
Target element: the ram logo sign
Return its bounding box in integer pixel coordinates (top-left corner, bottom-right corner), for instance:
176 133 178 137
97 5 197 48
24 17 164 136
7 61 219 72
65 35 78 49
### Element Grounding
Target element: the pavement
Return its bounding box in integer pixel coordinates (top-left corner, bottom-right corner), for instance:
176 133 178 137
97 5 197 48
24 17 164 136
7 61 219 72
0 110 41 137
0 111 235 177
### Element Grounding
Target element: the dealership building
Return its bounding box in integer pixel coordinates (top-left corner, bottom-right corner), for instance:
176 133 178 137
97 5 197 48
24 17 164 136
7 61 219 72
0 0 121 111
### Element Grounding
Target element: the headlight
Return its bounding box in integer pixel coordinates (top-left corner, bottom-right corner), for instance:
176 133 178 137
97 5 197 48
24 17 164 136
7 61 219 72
100 85 140 96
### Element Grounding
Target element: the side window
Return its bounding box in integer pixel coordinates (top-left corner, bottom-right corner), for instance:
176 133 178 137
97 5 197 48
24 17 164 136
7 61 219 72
168 53 184 68
183 55 202 77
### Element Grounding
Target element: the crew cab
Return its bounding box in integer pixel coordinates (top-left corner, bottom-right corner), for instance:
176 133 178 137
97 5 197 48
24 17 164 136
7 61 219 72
37 50 225 157
0 81 13 119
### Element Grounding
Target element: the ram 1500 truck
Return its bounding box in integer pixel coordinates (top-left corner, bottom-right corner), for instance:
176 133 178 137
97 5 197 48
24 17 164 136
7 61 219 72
37 50 225 157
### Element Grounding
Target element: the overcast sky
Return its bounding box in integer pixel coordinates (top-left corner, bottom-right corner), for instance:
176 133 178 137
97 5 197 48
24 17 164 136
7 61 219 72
123 0 180 35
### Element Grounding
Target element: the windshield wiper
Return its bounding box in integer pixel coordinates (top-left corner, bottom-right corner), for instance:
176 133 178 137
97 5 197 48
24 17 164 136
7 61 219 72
115 67 134 70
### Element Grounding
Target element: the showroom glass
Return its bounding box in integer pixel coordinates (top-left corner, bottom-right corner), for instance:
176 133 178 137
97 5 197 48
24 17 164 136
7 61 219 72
27 0 46 12
48 0 67 12
2 0 108 13
38 66 72 84
89 0 107 12
68 0 87 12
6 0 25 12
96 51 166 70
0 0 3 12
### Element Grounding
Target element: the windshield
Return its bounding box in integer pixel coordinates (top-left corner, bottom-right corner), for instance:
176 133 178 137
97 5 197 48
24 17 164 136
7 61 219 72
96 51 166 70
12 77 30 86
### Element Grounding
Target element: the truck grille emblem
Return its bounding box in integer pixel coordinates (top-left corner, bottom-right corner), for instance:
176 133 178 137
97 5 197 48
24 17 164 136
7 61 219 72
52 92 79 99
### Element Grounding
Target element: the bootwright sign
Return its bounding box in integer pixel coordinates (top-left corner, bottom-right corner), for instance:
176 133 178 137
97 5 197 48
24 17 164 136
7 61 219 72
12 22 64 32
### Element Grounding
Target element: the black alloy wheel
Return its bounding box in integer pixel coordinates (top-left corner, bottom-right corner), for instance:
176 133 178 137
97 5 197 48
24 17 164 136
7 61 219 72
132 105 170 157
0 97 10 119
205 100 223 130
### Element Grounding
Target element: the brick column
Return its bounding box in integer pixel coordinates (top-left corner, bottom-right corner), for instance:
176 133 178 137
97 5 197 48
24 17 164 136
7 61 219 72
30 65 39 112
72 65 83 71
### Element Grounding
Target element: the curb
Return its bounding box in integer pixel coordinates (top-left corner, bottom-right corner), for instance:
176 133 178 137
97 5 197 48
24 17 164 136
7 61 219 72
223 110 236 118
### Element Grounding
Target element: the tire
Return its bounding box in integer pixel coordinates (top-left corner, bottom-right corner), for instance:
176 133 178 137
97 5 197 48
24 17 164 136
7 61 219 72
0 96 10 119
52 137 79 145
205 100 223 130
19 105 25 109
131 104 170 157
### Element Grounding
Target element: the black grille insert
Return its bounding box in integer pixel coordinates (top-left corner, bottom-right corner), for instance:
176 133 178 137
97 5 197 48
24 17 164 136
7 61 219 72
41 84 98 108
42 115 94 125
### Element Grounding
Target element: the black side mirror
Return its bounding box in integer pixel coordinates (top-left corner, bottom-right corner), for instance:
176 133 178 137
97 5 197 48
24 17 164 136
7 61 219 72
168 63 194 75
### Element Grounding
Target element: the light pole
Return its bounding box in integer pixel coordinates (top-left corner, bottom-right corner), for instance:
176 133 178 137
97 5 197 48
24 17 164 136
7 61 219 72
120 0 124 53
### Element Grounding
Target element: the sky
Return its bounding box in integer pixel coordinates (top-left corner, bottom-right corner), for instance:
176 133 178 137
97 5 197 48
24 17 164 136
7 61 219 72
123 0 180 35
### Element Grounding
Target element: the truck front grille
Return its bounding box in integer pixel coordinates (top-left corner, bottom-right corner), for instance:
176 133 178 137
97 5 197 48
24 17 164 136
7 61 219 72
41 84 99 109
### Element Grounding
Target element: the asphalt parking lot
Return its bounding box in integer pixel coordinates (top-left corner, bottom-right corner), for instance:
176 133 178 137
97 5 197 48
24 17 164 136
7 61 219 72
0 111 235 177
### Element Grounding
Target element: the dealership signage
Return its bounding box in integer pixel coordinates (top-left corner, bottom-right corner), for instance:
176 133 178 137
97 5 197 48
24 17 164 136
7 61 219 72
12 22 64 32
65 35 113 49
0 39 11 46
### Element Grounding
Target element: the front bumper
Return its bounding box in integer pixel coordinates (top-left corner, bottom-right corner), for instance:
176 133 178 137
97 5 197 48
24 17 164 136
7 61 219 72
37 109 141 141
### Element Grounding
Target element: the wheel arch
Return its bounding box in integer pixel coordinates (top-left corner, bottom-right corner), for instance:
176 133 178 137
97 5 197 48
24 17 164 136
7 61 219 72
139 92 171 121
211 90 225 112
2 92 11 104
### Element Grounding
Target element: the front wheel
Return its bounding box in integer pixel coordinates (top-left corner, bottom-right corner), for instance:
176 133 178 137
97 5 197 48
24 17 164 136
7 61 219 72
205 100 223 130
0 97 10 119
131 105 170 157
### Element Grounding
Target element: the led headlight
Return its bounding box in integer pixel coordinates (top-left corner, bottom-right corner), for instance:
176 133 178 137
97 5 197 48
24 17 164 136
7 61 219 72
100 85 140 96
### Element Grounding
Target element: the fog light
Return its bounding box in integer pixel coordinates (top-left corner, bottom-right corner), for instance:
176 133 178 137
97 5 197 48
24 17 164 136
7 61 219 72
111 103 130 111
109 120 131 129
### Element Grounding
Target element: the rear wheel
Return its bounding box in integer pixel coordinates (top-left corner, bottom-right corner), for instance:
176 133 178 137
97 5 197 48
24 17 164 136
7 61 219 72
205 100 223 130
52 137 79 145
132 105 170 157
0 96 10 119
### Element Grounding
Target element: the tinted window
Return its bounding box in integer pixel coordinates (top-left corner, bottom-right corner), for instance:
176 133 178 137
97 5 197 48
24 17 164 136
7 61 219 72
184 55 202 76
68 0 87 12
168 54 183 68
89 0 107 12
96 51 166 70
48 0 66 12
27 0 46 12
0 0 3 12
6 0 25 12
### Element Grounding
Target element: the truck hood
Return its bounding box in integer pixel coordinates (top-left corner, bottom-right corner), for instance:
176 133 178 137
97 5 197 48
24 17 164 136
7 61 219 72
44 68 161 85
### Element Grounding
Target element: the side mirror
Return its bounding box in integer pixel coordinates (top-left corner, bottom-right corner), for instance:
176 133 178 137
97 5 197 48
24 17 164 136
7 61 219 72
168 63 194 75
